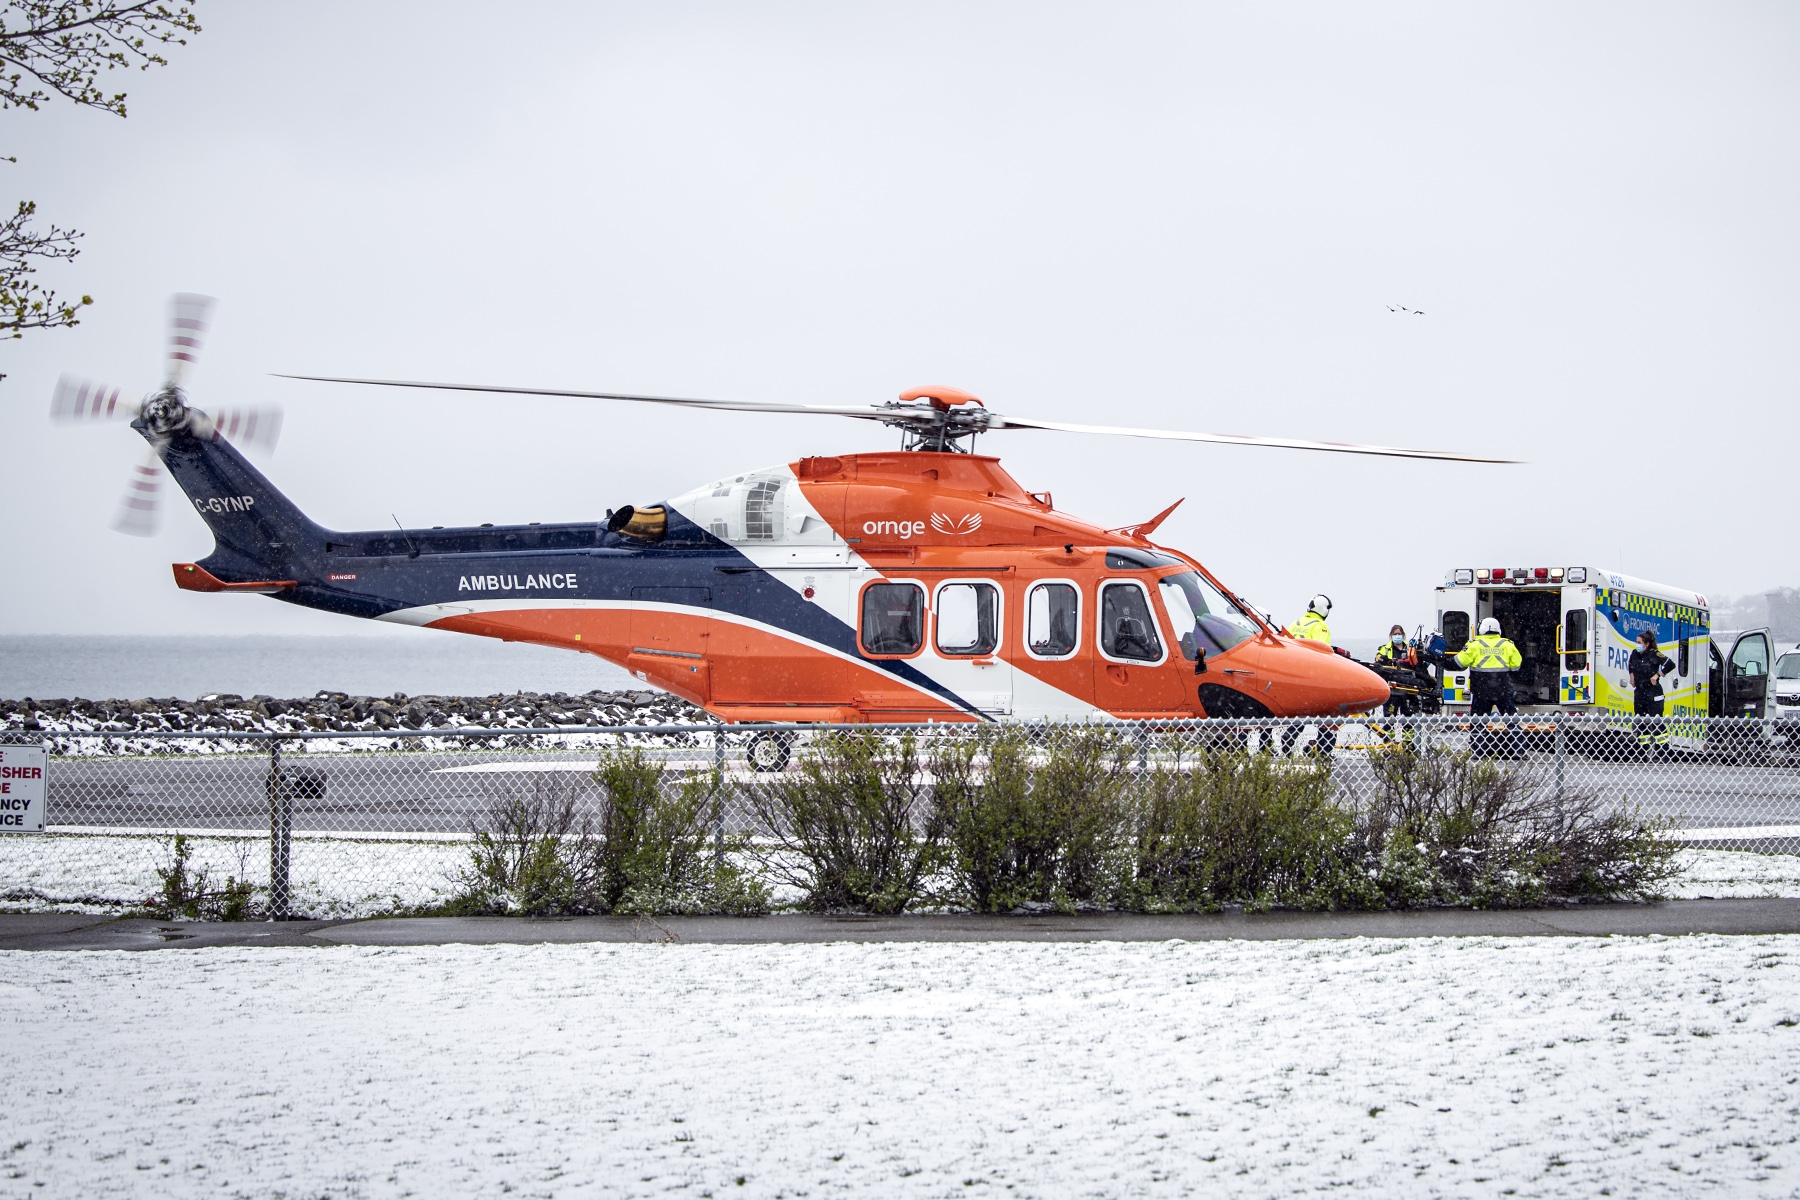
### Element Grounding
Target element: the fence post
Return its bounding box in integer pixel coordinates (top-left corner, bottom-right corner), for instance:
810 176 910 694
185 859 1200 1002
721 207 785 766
266 738 291 920
1553 717 1566 802
712 729 726 867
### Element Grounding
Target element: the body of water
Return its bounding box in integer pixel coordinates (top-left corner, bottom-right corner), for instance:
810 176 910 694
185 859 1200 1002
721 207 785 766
2 633 1391 702
1 634 636 701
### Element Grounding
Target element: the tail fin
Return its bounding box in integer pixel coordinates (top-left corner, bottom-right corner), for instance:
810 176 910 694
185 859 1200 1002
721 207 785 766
147 415 326 581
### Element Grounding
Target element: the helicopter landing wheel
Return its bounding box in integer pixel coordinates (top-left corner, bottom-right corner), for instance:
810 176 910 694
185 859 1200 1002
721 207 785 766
746 731 792 773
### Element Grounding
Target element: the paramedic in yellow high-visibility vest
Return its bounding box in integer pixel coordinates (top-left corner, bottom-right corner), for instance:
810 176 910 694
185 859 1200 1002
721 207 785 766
1456 617 1522 715
1280 595 1336 757
1286 595 1332 644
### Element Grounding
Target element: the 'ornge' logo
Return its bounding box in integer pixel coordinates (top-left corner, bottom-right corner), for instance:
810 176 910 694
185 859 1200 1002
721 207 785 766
861 514 982 539
863 519 926 538
930 512 982 535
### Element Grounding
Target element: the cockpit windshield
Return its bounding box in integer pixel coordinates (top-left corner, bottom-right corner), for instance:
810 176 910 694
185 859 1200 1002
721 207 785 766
1157 571 1259 660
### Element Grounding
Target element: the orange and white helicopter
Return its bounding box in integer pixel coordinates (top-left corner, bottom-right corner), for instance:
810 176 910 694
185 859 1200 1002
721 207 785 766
53 296 1508 744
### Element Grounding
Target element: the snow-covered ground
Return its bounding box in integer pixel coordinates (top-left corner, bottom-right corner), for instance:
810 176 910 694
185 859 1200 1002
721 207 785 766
0 830 468 917
1665 848 1800 900
4 831 1799 916
2 937 1797 1198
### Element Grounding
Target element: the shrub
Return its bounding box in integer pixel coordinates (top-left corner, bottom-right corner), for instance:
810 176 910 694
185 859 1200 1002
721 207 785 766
1131 748 1364 912
456 753 768 916
459 774 599 915
592 749 768 916
150 834 258 921
932 725 1133 911
746 730 943 912
1360 743 1680 905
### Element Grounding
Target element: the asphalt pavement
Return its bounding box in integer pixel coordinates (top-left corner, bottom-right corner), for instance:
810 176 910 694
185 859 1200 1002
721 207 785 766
39 747 1800 835
5 899 1799 951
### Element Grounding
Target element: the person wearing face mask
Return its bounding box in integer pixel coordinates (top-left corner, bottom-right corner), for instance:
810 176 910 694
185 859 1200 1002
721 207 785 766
1374 623 1431 724
1627 630 1677 759
1374 625 1414 667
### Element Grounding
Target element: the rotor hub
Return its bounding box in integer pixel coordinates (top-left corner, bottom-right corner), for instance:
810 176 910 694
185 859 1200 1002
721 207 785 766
880 397 995 453
141 387 188 435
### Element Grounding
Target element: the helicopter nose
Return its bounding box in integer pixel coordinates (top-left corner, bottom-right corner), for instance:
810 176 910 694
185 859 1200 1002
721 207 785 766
1333 655 1394 714
1262 640 1392 716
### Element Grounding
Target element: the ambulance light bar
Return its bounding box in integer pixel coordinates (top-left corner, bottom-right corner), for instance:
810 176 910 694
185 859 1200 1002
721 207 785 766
1457 567 1583 586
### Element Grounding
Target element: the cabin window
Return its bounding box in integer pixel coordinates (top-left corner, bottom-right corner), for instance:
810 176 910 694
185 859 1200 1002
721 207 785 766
935 582 999 656
1026 582 1079 658
1099 581 1163 662
860 582 924 656
1731 632 1769 678
1563 608 1588 671
1442 611 1470 653
1157 571 1255 660
744 480 783 541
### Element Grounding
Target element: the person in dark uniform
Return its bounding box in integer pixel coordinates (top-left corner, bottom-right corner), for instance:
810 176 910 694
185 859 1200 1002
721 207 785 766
1627 630 1677 759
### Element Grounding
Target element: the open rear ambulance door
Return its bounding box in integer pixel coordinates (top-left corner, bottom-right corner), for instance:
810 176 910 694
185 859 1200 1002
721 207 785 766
1558 588 1593 706
1436 589 1476 707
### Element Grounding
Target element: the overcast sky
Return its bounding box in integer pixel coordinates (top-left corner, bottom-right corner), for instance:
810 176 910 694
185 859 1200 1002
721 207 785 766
4 2 1795 641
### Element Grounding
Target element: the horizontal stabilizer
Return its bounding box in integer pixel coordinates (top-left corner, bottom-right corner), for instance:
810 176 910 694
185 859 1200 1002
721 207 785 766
172 562 296 594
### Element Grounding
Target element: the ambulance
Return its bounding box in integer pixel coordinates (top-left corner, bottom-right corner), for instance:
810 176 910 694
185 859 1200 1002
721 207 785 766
1435 565 1731 720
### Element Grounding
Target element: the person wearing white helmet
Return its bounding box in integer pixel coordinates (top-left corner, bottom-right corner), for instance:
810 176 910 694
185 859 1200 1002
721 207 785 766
1456 616 1522 716
1280 594 1336 757
1286 594 1332 644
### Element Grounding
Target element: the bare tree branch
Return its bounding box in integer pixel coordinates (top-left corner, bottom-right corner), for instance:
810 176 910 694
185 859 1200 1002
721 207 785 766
0 1 200 373
0 199 87 335
0 1 200 118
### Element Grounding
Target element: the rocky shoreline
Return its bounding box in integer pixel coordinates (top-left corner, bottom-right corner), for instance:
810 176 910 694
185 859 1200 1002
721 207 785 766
0 689 707 736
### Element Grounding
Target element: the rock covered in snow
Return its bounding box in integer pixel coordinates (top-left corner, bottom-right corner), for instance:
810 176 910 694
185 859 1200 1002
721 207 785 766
0 689 707 736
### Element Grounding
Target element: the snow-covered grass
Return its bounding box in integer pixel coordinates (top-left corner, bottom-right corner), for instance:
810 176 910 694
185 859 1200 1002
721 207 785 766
1665 848 1800 900
0 830 468 917
4 828 1798 918
2 937 1798 1197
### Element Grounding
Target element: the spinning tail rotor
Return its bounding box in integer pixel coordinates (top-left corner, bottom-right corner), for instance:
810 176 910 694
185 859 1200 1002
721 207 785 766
50 294 283 536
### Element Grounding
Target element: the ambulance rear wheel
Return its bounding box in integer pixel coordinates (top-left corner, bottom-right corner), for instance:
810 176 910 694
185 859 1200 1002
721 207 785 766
747 731 791 773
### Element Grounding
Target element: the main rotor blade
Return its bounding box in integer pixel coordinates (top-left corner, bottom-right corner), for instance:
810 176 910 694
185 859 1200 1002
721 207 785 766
275 375 925 422
991 414 1516 463
50 374 136 423
276 374 1512 462
110 447 163 537
165 293 214 388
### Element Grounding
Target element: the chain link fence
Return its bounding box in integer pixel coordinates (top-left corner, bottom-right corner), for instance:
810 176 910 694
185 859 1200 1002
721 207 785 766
2 714 1796 918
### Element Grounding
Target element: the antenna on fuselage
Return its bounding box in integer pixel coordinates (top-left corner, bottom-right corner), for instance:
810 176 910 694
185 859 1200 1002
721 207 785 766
392 514 420 559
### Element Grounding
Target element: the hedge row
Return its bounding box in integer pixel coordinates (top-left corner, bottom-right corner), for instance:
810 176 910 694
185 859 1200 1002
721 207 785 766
448 728 1680 916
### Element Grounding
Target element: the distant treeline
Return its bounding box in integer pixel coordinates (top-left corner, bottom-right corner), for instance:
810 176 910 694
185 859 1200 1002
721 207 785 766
1710 587 1800 642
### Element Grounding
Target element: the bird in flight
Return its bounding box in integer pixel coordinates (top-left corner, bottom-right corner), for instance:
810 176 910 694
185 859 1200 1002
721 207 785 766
1388 305 1426 315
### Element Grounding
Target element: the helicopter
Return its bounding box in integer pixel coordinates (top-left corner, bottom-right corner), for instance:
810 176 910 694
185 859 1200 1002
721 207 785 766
52 295 1511 749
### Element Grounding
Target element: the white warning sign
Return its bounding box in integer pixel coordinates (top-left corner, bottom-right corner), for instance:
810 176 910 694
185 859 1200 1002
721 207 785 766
0 745 46 832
